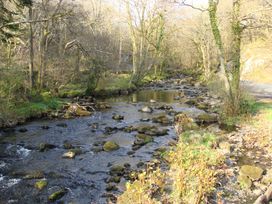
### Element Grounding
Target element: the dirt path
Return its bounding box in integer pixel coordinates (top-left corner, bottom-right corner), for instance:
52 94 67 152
242 81 272 100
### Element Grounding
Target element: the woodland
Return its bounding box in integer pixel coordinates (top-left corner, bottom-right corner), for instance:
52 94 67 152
1 0 272 203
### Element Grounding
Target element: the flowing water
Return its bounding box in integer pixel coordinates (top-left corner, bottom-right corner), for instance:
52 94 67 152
0 87 205 204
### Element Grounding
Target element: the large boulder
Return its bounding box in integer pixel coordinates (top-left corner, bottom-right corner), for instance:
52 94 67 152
103 141 120 152
64 103 91 118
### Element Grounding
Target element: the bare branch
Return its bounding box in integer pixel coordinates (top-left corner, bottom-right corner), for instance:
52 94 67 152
173 0 208 12
0 12 72 30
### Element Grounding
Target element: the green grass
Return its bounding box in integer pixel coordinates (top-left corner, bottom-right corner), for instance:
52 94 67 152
181 131 217 147
252 102 272 121
58 84 86 98
96 74 135 91
14 97 63 118
141 72 169 83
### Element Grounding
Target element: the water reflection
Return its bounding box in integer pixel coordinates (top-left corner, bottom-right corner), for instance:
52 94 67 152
104 90 181 103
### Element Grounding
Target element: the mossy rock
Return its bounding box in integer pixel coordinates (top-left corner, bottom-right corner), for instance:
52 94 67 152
103 141 120 152
63 142 74 149
136 134 153 144
107 176 121 183
112 115 124 120
69 148 83 155
35 180 47 190
106 183 118 191
48 189 67 202
75 108 91 117
136 124 156 134
152 115 171 125
24 171 44 179
196 113 218 124
110 165 125 176
240 165 264 181
238 174 252 189
39 143 57 152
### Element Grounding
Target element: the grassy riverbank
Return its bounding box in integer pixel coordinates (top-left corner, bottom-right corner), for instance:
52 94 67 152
0 72 171 128
118 131 224 204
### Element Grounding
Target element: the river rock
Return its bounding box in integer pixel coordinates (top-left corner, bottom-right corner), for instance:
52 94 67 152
35 179 47 190
56 123 67 128
123 126 135 133
18 128 28 133
140 106 153 113
69 148 83 155
41 125 50 130
64 103 92 118
103 141 120 151
48 188 68 202
140 118 150 122
195 113 218 124
106 183 118 191
91 146 104 153
106 176 121 183
240 165 264 181
62 151 76 159
39 143 57 152
185 99 198 106
150 99 156 103
155 105 173 110
135 134 153 145
110 165 125 176
24 170 45 179
152 115 172 125
137 124 155 133
63 141 74 149
112 114 124 121
95 102 111 110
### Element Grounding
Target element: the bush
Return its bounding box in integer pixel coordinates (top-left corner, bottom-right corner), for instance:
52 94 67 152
168 132 223 204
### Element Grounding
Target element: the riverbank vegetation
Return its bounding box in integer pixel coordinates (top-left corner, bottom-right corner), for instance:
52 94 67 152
1 0 272 203
118 130 224 204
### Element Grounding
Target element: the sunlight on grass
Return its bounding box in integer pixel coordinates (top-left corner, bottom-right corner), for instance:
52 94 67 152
118 131 223 204
96 74 134 91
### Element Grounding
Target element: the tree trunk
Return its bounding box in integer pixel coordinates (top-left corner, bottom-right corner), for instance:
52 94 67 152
230 0 242 114
28 6 34 89
208 0 230 94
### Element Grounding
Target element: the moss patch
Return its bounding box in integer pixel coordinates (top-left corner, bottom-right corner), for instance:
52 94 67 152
35 180 47 190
